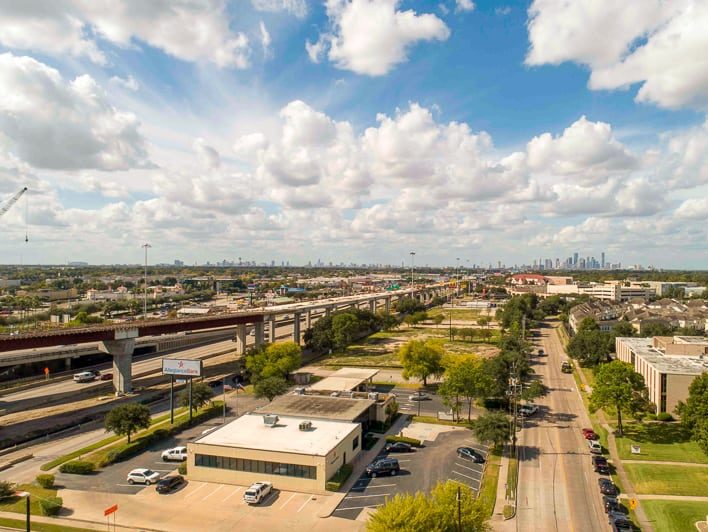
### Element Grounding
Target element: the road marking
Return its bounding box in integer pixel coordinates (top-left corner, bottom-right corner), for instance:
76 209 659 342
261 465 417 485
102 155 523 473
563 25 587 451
297 494 313 513
345 493 390 499
116 484 141 487
448 478 475 490
223 486 242 502
278 492 297 509
184 483 208 498
454 462 482 472
452 470 481 484
334 504 383 511
354 483 395 488
202 484 224 500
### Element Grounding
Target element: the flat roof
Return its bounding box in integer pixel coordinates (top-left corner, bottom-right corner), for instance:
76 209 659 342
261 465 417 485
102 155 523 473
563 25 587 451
194 414 359 456
256 394 374 421
308 367 379 392
618 337 708 375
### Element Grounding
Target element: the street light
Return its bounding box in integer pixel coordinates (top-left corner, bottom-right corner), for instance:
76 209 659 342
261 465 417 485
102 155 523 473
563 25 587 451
16 491 29 532
409 251 416 287
456 257 460 299
142 243 151 321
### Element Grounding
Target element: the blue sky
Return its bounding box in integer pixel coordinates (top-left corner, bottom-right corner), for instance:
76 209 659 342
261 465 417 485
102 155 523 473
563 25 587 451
0 0 706 268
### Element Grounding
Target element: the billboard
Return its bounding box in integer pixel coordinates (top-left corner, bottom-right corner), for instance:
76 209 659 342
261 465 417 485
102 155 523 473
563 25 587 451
162 358 203 377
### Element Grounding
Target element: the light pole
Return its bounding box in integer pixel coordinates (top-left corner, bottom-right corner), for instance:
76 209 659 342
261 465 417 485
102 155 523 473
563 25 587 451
409 251 415 287
456 257 460 299
142 243 151 321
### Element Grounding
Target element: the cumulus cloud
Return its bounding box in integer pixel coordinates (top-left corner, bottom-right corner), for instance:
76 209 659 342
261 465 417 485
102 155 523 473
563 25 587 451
674 197 708 220
251 0 308 18
0 53 150 170
655 119 708 189
193 138 221 169
109 75 139 91
526 0 708 109
0 0 251 69
308 0 450 76
455 0 475 13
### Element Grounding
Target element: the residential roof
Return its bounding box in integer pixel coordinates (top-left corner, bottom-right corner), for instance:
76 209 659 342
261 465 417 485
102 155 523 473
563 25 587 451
193 414 359 456
256 394 374 421
308 367 379 392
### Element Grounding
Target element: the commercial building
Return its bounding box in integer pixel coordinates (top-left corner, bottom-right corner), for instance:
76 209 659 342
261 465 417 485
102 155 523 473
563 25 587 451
187 413 361 493
615 336 708 414
307 367 379 393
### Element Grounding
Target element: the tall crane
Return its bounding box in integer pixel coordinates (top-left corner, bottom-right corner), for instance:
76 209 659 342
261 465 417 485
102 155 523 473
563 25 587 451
0 187 29 241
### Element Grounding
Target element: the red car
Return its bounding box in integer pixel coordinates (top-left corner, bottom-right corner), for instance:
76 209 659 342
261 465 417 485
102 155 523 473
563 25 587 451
582 428 599 441
100 373 113 381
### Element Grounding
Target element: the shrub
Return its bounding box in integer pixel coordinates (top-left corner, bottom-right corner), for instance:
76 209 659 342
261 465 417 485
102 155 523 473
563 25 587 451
657 412 674 422
0 481 14 498
385 435 422 447
59 460 95 474
326 463 353 491
644 413 657 421
35 474 55 489
39 497 63 516
178 463 187 475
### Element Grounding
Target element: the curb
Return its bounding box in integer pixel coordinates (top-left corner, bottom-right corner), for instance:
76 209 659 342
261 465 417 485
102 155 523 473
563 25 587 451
0 454 33 472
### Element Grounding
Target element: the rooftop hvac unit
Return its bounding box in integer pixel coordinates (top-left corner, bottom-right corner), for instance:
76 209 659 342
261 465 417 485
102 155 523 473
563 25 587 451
368 392 379 401
299 420 313 431
263 415 279 427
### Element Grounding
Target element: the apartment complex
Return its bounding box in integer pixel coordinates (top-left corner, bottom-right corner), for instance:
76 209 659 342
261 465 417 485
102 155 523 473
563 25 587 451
615 336 708 414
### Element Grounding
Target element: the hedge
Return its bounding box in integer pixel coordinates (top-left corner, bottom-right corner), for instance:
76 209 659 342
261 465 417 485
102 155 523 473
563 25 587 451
35 474 55 489
59 461 95 475
326 463 353 491
178 463 187 475
385 435 422 447
39 497 62 516
657 412 674 422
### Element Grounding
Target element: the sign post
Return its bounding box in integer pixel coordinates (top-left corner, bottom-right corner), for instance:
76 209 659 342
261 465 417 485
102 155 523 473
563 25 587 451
170 375 174 424
162 359 202 424
104 504 118 532
189 377 193 423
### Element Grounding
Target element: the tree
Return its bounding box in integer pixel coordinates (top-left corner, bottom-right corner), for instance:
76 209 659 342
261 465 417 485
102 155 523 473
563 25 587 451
399 340 445 386
367 481 489 532
105 403 151 443
331 313 360 348
477 317 489 328
676 373 708 454
567 327 612 366
179 381 213 413
396 297 426 314
611 321 635 338
254 376 288 401
378 311 400 331
441 356 493 421
433 314 445 328
245 341 301 383
521 380 548 402
472 411 510 449
589 360 650 437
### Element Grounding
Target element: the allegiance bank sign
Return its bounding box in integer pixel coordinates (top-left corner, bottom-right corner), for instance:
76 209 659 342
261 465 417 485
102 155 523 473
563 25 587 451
162 358 203 377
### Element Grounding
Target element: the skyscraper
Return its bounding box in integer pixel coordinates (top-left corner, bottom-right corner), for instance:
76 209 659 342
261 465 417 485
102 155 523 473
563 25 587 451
573 252 579 266
601 252 605 269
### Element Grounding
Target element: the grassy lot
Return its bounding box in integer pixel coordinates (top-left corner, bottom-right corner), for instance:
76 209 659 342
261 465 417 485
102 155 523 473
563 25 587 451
615 422 708 464
624 463 708 496
0 484 58 516
427 308 482 320
642 500 708 532
0 517 98 532
478 448 501 518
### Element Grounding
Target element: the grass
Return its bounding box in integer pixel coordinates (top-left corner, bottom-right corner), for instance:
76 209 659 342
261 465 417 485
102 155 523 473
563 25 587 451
478 448 501 518
615 422 708 464
641 499 708 532
503 505 515 519
0 517 98 532
0 484 58 516
623 463 708 496
427 308 482 320
411 415 473 429
505 454 519 501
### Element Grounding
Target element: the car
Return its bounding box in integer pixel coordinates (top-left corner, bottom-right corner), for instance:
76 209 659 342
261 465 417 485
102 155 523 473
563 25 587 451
519 404 538 417
608 511 632 530
384 442 413 453
537 349 545 356
365 458 400 478
243 481 273 504
598 478 619 496
155 475 184 494
588 439 602 454
161 446 187 462
206 379 222 388
87 369 101 377
457 447 485 463
603 495 620 514
100 373 112 381
592 456 610 474
583 428 600 441
73 371 96 383
409 392 430 401
561 361 573 373
127 468 160 485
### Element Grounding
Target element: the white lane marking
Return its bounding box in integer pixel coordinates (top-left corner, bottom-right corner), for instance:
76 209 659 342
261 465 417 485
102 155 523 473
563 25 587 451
452 470 481 483
202 484 224 501
334 504 383 511
116 484 141 487
223 486 242 502
184 483 208 498
345 493 390 499
278 492 297 509
448 478 474 489
353 483 395 488
455 462 483 472
297 494 314 513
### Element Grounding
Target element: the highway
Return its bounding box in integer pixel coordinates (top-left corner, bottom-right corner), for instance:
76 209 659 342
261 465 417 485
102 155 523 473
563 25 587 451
513 321 608 532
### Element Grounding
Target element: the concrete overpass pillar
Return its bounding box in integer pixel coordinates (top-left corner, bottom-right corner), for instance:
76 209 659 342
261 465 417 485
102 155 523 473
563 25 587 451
325 306 333 317
306 310 312 330
385 297 391 313
293 312 301 344
268 316 276 343
254 321 264 348
99 338 135 395
235 323 247 354
64 357 72 370
369 300 376 313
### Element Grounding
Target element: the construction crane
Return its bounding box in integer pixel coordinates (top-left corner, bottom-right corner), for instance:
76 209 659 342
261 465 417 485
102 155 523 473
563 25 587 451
0 187 29 241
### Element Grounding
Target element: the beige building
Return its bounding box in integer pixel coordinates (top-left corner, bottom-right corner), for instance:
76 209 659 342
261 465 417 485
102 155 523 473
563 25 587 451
615 336 708 414
187 414 361 494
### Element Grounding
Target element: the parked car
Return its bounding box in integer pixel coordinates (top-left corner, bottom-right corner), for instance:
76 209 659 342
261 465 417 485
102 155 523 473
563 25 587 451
608 511 632 530
519 404 538 417
456 447 485 463
603 495 620 514
598 478 619 496
243 481 273 504
73 371 96 383
127 468 160 485
592 456 610 474
384 442 413 453
561 361 573 373
537 349 545 356
366 458 400 478
100 373 112 381
588 439 602 454
156 475 184 494
87 369 101 378
161 446 187 462
409 392 430 401
206 379 222 388
582 428 600 441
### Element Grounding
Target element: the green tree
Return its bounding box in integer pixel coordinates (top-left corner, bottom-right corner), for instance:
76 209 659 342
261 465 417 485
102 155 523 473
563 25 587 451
179 381 213 413
378 311 400 331
254 376 289 401
367 481 489 532
245 341 301 382
521 380 548 402
396 297 426 314
331 313 360 348
589 360 650 437
441 356 493 421
611 320 635 338
399 339 445 386
472 411 510 449
433 314 445 328
676 373 708 454
567 325 612 367
104 403 151 443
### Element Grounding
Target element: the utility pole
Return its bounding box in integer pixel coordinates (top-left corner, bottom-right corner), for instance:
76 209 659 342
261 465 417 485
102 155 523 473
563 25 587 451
142 243 151 320
508 362 521 449
456 257 460 299
409 251 415 287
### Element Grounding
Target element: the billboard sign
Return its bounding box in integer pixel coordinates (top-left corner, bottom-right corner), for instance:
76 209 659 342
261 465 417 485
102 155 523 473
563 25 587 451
162 358 203 377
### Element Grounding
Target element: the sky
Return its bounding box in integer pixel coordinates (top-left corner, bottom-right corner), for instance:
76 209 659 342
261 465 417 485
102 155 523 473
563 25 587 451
0 0 706 268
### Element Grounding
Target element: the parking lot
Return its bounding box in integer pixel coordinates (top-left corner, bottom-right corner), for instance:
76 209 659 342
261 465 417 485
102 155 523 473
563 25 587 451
333 427 488 520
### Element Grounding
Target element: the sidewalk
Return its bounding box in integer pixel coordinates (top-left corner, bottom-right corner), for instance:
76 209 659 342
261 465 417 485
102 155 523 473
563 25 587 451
621 459 708 467
0 510 142 531
490 444 514 530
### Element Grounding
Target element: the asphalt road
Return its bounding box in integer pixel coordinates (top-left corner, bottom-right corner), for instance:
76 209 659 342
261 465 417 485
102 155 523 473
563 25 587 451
514 322 609 532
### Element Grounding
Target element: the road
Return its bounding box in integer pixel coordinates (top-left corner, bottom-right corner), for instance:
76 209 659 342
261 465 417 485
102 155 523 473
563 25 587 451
513 322 608 532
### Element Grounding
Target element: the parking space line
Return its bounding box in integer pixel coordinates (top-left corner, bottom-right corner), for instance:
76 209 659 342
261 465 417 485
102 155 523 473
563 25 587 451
202 485 224 501
448 478 475 490
345 493 390 499
297 495 313 513
454 462 482 472
116 484 140 487
278 492 297 509
353 483 395 489
452 470 481 483
222 486 242 502
334 504 383 511
184 483 208 499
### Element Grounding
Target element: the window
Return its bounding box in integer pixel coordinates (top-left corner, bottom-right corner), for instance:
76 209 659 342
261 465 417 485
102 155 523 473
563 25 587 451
660 373 667 413
353 436 359 451
194 454 316 479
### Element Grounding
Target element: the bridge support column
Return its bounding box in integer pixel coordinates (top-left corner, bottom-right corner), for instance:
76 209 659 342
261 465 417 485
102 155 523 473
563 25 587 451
369 300 376 313
293 312 301 344
254 321 264 348
385 297 391 313
306 310 312 330
235 324 247 354
64 357 72 370
325 306 333 317
268 316 276 343
99 338 135 395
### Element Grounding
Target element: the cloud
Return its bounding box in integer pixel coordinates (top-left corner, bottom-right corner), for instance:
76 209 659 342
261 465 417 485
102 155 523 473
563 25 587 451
251 0 308 18
455 0 474 13
495 6 511 16
0 53 150 171
674 197 708 220
308 0 450 76
0 0 251 69
193 138 221 169
655 118 708 189
259 21 272 58
525 0 708 109
109 75 139 91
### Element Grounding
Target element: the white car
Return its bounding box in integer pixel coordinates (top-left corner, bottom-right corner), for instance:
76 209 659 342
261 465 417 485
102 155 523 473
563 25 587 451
588 439 602 454
73 371 96 383
519 404 538 417
127 468 161 485
243 481 273 504
409 392 430 401
161 446 187 462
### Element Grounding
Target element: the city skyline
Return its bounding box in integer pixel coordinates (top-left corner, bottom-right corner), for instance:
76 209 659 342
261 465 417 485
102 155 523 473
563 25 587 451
0 1 707 268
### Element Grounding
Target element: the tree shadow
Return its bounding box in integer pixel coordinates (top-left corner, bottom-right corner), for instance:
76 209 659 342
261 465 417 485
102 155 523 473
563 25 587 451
516 445 541 462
